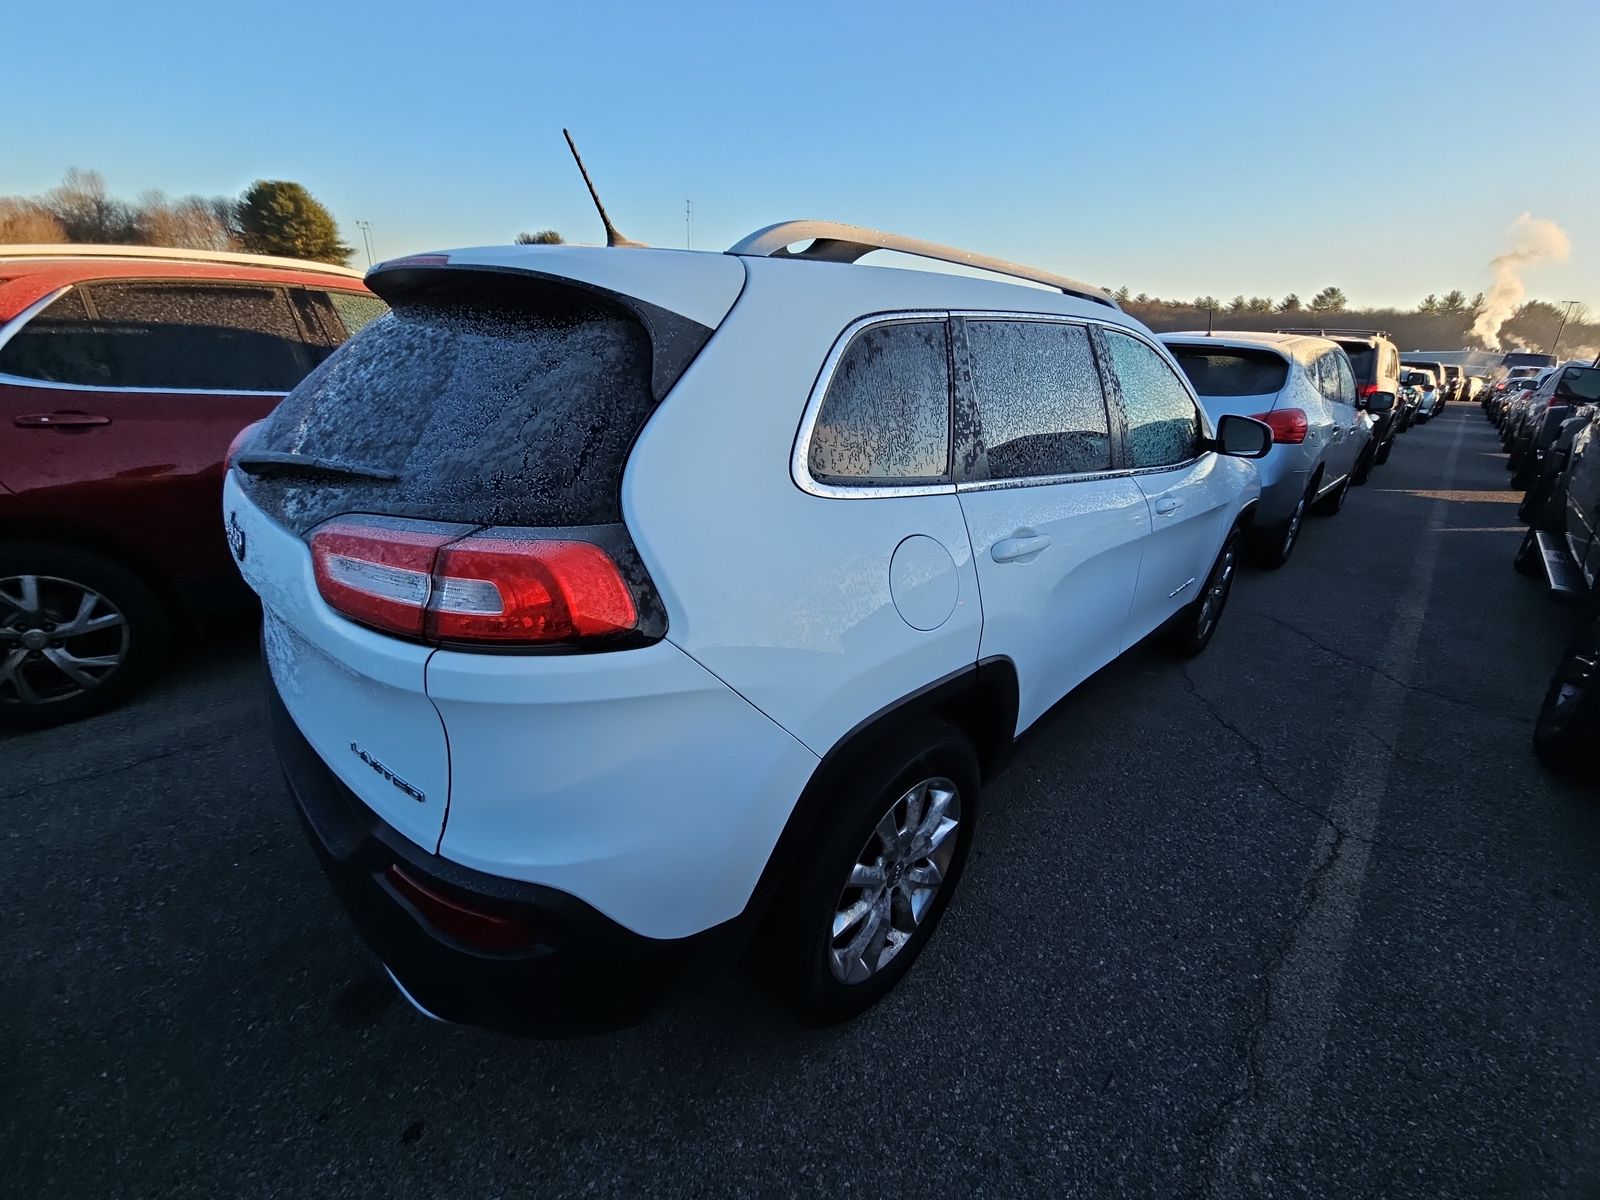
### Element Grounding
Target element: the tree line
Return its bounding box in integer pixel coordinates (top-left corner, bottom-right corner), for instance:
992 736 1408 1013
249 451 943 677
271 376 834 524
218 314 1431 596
1106 284 1499 318
0 168 353 265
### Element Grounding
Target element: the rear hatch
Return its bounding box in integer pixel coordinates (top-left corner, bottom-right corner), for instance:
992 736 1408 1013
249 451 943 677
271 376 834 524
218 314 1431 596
1165 342 1291 420
229 253 743 851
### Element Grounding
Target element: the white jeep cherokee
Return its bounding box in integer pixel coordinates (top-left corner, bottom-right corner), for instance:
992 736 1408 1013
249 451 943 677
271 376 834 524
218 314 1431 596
223 222 1267 1033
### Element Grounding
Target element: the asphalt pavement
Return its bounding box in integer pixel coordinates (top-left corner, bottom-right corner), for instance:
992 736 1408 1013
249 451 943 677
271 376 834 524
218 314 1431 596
5 404 1599 1198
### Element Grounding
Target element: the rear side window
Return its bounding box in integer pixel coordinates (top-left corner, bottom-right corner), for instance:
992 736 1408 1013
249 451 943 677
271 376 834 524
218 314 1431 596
329 291 388 337
87 282 309 391
244 275 658 531
963 319 1110 478
0 288 115 385
808 320 951 484
1168 346 1288 397
1101 330 1202 469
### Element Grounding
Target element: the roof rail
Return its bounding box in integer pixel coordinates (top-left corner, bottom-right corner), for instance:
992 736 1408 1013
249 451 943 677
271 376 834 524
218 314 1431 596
726 221 1118 308
1274 326 1390 338
0 243 365 279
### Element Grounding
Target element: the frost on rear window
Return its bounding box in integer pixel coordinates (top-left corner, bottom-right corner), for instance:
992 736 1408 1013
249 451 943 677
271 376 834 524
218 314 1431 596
808 321 951 484
245 287 654 532
965 320 1111 479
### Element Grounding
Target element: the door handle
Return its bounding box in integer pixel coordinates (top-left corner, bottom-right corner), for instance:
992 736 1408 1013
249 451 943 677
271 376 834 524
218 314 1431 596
14 412 112 429
1154 496 1182 516
991 532 1052 563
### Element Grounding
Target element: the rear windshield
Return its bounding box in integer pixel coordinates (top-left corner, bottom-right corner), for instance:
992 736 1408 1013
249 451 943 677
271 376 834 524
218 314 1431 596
1337 344 1376 381
1504 352 1557 368
1167 346 1288 396
240 274 657 533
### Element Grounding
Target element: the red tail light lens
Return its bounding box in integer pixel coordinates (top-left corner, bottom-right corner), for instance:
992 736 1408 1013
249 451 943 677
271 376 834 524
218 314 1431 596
428 535 637 643
1357 382 1380 399
308 517 642 646
225 419 266 472
1248 407 1308 444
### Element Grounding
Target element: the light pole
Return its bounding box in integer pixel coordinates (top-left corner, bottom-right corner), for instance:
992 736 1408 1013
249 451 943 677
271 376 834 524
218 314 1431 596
355 220 375 268
1548 299 1580 358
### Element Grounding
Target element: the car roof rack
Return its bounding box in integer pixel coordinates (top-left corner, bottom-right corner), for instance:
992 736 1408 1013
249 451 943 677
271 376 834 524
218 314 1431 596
1274 326 1390 338
726 220 1118 308
0 243 365 279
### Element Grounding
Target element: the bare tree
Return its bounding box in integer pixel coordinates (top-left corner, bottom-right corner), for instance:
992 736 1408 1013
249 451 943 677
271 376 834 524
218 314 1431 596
44 168 135 242
514 229 564 245
0 197 68 242
134 191 237 250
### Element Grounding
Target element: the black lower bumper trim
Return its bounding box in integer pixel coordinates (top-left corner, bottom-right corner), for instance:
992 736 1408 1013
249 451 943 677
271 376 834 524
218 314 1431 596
265 678 734 1036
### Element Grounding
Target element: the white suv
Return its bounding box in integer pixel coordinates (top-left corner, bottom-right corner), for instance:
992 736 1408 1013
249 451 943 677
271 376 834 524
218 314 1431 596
224 222 1268 1033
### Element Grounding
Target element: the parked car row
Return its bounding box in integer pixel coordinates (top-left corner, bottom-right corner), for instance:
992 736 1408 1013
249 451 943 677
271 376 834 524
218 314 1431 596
1498 360 1600 778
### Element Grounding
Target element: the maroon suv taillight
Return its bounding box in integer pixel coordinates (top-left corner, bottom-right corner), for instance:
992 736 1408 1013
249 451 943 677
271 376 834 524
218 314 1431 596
308 516 645 647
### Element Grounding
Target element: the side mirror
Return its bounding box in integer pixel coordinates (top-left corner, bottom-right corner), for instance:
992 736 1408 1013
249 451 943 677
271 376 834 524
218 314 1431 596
1214 413 1273 459
1366 393 1396 413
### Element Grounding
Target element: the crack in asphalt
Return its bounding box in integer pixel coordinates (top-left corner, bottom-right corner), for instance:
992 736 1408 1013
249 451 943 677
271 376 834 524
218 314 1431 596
1178 666 1472 867
1234 608 1530 724
0 725 252 801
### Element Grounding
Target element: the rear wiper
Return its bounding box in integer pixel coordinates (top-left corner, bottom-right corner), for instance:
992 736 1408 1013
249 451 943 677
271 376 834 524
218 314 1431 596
234 451 398 482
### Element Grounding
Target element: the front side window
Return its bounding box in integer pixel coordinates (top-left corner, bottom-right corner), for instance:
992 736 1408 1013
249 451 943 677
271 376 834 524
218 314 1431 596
86 282 309 391
1101 330 1201 469
0 288 115 385
808 320 951 484
964 320 1110 479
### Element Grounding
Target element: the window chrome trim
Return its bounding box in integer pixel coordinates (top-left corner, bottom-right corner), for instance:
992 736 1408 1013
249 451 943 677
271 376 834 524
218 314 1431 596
0 370 287 398
792 310 956 499
0 286 71 358
793 309 1214 500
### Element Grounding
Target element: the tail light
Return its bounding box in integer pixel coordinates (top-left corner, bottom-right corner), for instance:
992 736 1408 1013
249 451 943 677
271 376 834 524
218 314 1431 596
1249 407 1308 444
225 419 266 472
384 864 536 951
1357 383 1380 399
308 515 651 648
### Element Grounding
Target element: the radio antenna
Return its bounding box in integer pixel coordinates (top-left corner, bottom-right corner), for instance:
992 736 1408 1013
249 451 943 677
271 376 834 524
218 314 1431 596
563 129 644 248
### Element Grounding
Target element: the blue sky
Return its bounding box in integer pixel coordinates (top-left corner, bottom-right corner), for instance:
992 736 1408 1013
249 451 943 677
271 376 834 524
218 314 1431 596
9 0 1598 309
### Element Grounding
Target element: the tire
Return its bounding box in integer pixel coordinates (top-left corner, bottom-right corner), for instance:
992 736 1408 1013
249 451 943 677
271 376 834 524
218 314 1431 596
1511 454 1538 491
0 543 171 726
1352 443 1375 486
1374 437 1394 466
1533 610 1600 781
1164 526 1240 658
764 720 980 1024
1514 525 1544 578
1311 474 1349 516
1249 485 1312 568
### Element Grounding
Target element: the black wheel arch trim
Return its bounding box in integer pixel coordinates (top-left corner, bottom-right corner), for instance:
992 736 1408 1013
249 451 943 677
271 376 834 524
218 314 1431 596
747 656 1018 913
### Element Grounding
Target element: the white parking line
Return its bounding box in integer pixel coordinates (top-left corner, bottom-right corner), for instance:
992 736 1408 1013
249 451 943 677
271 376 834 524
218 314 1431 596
1210 412 1470 1185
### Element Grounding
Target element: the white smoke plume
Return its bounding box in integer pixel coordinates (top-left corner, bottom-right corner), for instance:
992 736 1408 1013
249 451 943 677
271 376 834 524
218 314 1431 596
1470 213 1572 349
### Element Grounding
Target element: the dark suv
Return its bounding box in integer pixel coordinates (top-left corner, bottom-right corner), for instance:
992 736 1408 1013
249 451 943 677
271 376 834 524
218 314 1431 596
1277 328 1402 475
0 245 385 724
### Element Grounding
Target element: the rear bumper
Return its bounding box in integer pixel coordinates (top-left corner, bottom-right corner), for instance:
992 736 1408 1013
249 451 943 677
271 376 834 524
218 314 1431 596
267 679 737 1035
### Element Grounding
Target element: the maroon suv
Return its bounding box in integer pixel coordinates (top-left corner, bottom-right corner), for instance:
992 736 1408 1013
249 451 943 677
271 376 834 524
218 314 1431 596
0 245 385 724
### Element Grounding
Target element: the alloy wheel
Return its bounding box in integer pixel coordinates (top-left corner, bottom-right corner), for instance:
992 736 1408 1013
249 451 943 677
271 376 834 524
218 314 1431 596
828 776 961 985
1196 538 1238 641
0 574 130 707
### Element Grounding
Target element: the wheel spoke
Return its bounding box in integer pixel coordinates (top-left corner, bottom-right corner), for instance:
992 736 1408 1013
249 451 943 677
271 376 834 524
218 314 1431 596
0 575 40 619
41 647 118 689
848 861 886 889
832 896 873 940
0 648 39 704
